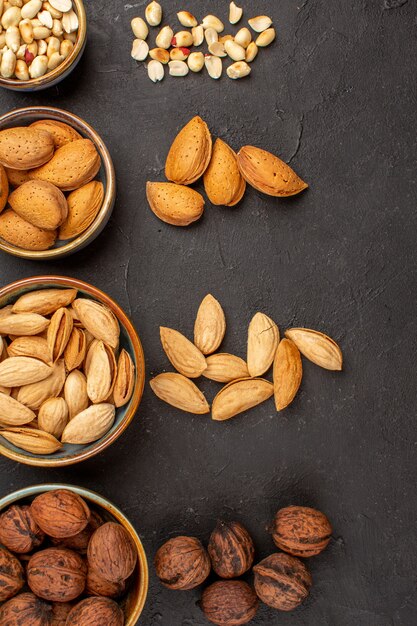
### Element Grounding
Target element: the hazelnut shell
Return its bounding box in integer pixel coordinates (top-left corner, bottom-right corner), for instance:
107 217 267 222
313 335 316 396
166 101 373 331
0 545 25 601
0 504 44 554
200 580 258 625
66 597 124 626
271 505 332 557
0 592 53 626
208 520 254 579
31 489 90 539
27 547 87 602
87 521 137 584
154 535 211 590
253 552 312 611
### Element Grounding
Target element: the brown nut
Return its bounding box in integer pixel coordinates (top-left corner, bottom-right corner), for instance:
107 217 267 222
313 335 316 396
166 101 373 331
0 592 54 625
66 597 124 626
87 522 137 584
0 545 25 601
253 553 312 611
27 547 87 602
51 602 74 625
200 580 258 625
30 489 90 539
0 504 45 553
208 520 254 579
86 567 126 599
271 505 332 557
51 509 103 553
154 536 211 590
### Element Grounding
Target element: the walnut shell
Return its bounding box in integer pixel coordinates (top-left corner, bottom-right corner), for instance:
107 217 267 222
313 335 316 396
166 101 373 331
31 489 91 539
87 522 137 584
0 504 45 553
51 602 74 625
86 567 126 599
66 597 124 626
0 592 53 625
208 521 254 579
51 510 103 553
271 505 332 557
27 547 87 602
200 580 258 625
154 536 211 590
0 545 25 601
253 553 312 611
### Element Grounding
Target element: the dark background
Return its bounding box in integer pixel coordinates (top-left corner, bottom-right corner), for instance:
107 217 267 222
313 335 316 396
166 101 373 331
0 0 416 624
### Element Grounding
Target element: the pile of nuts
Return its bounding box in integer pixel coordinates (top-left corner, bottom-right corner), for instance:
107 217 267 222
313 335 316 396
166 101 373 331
147 116 308 227
130 2 275 82
155 504 333 624
0 0 79 81
0 119 103 251
150 293 343 420
0 488 137 625
0 287 135 455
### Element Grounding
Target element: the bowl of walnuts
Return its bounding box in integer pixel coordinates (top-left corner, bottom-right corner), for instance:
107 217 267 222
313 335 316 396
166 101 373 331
0 484 148 625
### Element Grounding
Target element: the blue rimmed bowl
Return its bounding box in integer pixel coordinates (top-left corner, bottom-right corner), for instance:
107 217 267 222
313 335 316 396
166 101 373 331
0 483 149 624
0 276 145 467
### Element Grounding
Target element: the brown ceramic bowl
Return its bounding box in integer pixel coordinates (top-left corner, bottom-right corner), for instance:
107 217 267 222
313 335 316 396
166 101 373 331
0 0 87 92
0 483 148 624
0 276 145 467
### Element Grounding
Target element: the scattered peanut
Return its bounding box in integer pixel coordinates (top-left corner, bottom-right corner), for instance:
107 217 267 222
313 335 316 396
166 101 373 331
155 24 173 49
229 2 243 25
149 46 169 64
147 58 164 82
177 11 197 28
205 54 222 79
256 27 276 47
245 41 258 62
131 38 149 62
248 15 272 33
224 39 246 61
191 24 204 46
168 59 189 76
145 1 162 27
227 60 251 79
131 16 148 40
202 14 224 33
234 27 251 49
187 51 204 72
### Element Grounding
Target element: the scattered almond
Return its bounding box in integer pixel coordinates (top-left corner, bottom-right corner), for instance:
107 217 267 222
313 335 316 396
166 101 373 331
212 378 274 421
247 312 279 377
204 139 246 206
203 353 249 383
273 338 302 410
150 373 210 414
165 116 212 186
285 329 343 371
160 327 207 378
146 182 204 227
194 294 226 355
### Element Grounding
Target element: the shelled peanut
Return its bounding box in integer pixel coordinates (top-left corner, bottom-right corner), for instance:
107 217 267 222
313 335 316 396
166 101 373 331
0 0 79 80
130 2 276 82
0 288 135 455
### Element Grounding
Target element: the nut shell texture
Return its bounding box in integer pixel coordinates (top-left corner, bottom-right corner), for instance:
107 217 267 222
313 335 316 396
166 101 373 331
0 592 54 626
154 536 210 590
0 504 44 553
253 553 312 611
208 521 255 578
66 597 124 626
272 505 332 557
30 489 90 539
0 545 25 601
201 580 258 625
165 116 212 185
27 547 87 602
87 522 137 583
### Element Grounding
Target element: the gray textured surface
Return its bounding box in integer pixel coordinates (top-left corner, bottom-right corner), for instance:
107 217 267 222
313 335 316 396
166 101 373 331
0 0 416 624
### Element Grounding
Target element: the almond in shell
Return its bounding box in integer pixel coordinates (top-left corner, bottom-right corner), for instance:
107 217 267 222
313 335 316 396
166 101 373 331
4 167 31 187
146 182 204 226
150 372 210 414
58 181 104 240
47 307 73 362
38 397 69 438
29 139 101 191
0 427 62 454
273 338 302 410
194 294 226 355
8 336 51 364
17 359 65 410
86 341 116 404
285 328 343 371
212 377 274 421
0 127 55 170
165 116 212 185
72 299 120 350
0 312 49 336
203 353 249 383
12 288 77 315
160 327 207 378
61 403 116 444
0 393 36 426
30 119 82 149
0 209 56 251
204 139 246 206
113 349 135 408
64 370 89 420
64 327 86 371
0 164 8 214
247 312 279 377
237 146 308 197
8 180 68 231
0 357 52 387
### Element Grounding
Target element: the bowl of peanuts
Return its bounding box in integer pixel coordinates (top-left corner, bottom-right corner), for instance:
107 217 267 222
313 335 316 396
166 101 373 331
0 0 86 91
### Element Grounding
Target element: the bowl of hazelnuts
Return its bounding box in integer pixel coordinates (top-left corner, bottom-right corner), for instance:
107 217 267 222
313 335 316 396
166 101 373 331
0 483 148 625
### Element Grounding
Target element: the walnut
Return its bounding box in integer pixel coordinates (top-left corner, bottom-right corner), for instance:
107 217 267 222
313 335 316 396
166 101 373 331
51 509 103 553
86 567 126 599
208 521 254 578
30 489 90 539
51 602 74 625
0 545 25 601
0 504 44 553
66 597 124 626
154 536 211 590
27 547 87 602
0 592 53 626
87 522 137 584
253 552 312 611
200 580 258 625
271 505 332 557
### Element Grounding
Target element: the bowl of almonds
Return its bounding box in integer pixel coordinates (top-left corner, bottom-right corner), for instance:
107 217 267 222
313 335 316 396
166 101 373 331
0 105 115 259
0 0 86 91
0 275 145 466
0 483 149 624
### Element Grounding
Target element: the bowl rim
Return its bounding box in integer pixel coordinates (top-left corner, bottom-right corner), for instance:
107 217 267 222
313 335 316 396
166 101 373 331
0 0 87 90
0 275 145 467
0 105 116 260
0 482 149 625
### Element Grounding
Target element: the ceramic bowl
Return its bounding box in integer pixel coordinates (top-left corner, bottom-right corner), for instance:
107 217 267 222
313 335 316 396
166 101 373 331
0 105 115 260
0 483 148 624
0 0 87 92
0 276 145 467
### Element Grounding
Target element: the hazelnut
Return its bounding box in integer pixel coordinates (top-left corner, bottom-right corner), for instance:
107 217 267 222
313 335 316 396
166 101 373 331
0 592 53 625
0 545 25 601
200 580 258 625
87 522 137 584
86 567 126 599
271 505 332 557
253 553 312 611
208 520 254 579
154 536 211 590
52 510 103 553
51 602 74 625
31 489 91 539
0 504 45 553
66 597 124 626
27 547 87 602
